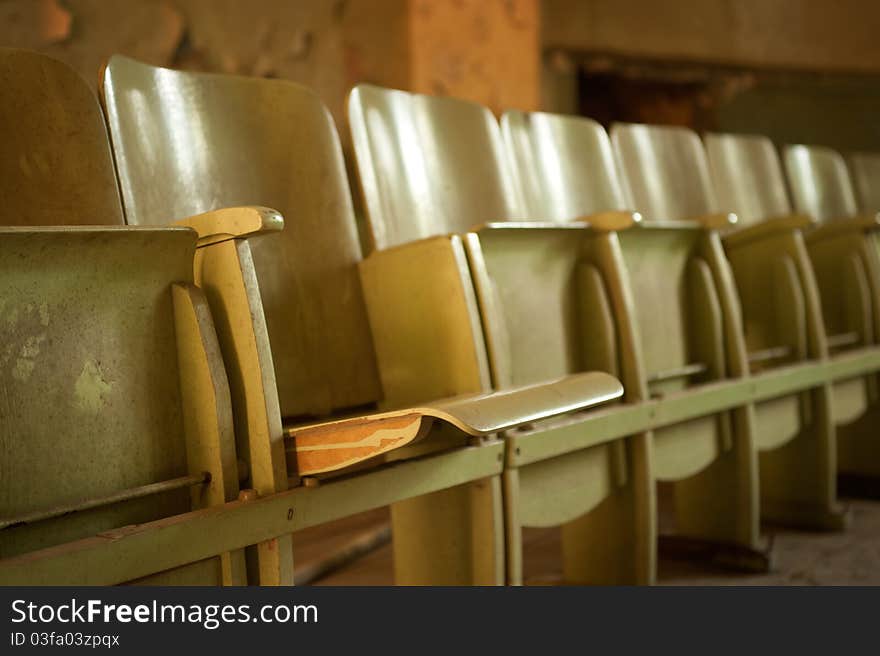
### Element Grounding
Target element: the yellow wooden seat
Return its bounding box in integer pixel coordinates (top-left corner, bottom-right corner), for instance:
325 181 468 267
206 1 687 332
348 85 674 584
780 143 880 480
0 225 247 585
101 57 624 585
500 110 771 564
612 125 849 529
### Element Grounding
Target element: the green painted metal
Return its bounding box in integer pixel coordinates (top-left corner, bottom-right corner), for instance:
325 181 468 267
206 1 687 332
511 348 880 467
3 346 879 585
0 442 503 586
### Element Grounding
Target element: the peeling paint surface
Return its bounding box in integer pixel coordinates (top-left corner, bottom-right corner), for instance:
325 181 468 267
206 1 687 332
10 333 47 381
2 300 49 382
0 222 194 564
0 0 541 136
11 357 35 382
73 359 113 413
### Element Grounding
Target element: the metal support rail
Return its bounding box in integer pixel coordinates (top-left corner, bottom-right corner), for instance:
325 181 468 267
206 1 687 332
508 347 880 466
1 346 879 585
0 443 504 585
0 473 211 530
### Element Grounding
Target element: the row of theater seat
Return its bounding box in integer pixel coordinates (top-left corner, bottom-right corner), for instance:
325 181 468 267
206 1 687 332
1 47 879 586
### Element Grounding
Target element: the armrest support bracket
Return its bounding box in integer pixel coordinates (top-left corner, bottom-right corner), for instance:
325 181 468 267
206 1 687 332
174 206 284 247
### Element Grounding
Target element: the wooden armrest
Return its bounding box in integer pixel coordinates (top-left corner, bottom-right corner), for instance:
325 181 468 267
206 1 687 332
575 210 641 231
475 210 640 233
691 212 739 230
806 214 880 243
287 371 623 474
478 221 590 231
723 214 815 249
173 206 284 247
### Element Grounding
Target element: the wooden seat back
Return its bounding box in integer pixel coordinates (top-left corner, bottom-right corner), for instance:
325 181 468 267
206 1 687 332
705 133 793 224
0 226 242 584
0 48 123 226
102 56 381 421
349 84 524 251
611 123 718 223
784 145 859 222
498 114 730 395
501 110 626 220
705 134 871 356
847 152 880 214
349 85 616 392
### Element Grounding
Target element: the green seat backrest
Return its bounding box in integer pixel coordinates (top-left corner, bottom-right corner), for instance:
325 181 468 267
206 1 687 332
349 85 602 390
349 84 525 250
501 110 626 220
846 152 880 214
705 133 792 224
102 56 380 419
499 115 721 389
0 48 123 226
611 123 720 384
0 227 237 584
784 144 859 222
611 123 718 222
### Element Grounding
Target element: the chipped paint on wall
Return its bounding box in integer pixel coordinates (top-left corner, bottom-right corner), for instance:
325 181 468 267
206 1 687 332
73 358 113 413
0 0 540 130
1 300 50 382
11 356 35 382
409 0 540 113
7 332 47 383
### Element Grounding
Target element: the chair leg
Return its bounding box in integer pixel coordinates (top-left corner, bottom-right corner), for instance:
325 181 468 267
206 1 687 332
502 467 524 586
246 534 295 586
391 476 505 585
561 433 656 585
671 406 770 572
760 385 850 531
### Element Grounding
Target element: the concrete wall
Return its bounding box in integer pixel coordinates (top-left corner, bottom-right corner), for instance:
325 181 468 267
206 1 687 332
2 0 878 152
541 0 880 152
0 0 539 129
544 0 880 74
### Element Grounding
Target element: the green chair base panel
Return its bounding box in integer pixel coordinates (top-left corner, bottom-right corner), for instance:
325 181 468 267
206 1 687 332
758 386 847 531
658 534 773 574
528 434 654 586
754 395 802 451
393 433 654 586
837 402 880 480
653 416 722 482
655 407 765 567
836 399 880 499
559 479 655 586
831 377 870 426
760 427 851 532
391 476 505 586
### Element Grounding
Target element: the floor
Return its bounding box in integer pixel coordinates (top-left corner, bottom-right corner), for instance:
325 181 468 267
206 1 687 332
291 497 880 586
